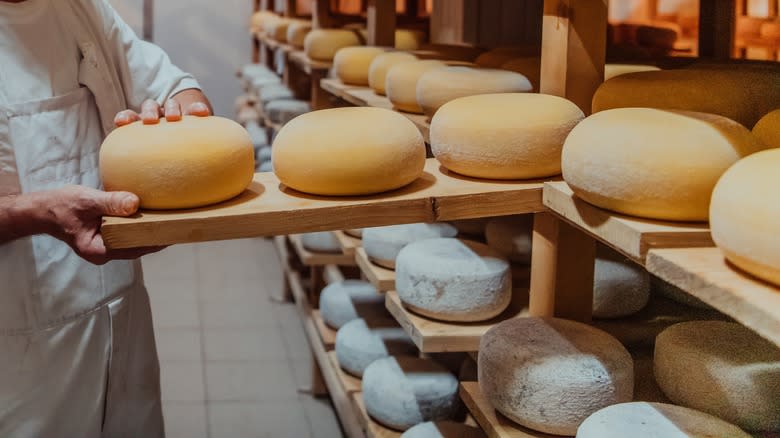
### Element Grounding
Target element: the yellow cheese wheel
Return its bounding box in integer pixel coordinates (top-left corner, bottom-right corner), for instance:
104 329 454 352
272 107 426 195
368 52 418 95
710 149 780 286
250 11 278 33
604 63 660 81
562 108 765 221
100 116 254 210
416 67 533 118
304 29 363 61
385 60 447 113
395 29 426 50
475 46 539 68
286 20 312 48
431 93 584 179
333 46 387 86
500 57 540 91
592 68 780 128
266 18 291 42
752 109 780 149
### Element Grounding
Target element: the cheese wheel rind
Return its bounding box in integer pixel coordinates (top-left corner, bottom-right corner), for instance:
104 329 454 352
386 60 447 114
401 421 486 438
592 258 650 319
752 109 780 149
286 20 312 48
334 318 416 377
363 223 458 269
333 47 387 86
369 52 418 96
301 232 341 253
320 280 385 329
603 63 660 81
304 29 363 61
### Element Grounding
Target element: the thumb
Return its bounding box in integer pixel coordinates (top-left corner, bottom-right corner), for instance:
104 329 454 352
94 191 140 217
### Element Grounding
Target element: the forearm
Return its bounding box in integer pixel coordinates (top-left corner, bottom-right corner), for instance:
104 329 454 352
170 88 213 115
0 192 52 244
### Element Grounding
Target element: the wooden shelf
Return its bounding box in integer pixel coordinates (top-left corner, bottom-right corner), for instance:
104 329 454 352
355 248 396 292
313 309 337 349
647 247 780 346
385 290 530 353
543 182 713 265
334 230 362 256
352 393 403 438
289 233 357 266
288 50 331 74
260 35 294 53
102 159 546 249
328 351 362 394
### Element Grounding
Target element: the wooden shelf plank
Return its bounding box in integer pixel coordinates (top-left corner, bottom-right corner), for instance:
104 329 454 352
385 290 530 353
260 35 295 53
646 247 780 346
352 393 403 438
313 309 337 349
288 50 331 74
289 233 357 266
355 247 396 292
543 182 713 265
102 159 546 249
328 351 362 394
334 230 362 256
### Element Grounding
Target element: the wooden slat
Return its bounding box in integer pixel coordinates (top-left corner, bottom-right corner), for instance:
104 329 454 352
355 247 396 291
289 50 332 75
352 393 403 438
289 233 357 266
313 309 338 349
367 0 397 46
328 351 362 394
646 247 780 346
102 159 545 249
334 230 362 256
385 289 530 353
542 182 713 265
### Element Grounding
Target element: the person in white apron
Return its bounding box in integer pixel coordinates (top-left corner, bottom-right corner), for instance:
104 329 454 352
0 0 212 436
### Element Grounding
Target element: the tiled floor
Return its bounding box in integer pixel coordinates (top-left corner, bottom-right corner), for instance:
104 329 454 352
142 238 344 438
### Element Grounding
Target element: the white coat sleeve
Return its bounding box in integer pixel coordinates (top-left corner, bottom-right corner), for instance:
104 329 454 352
90 0 202 111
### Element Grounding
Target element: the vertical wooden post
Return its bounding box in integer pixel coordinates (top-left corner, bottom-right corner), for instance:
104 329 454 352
771 0 779 17
313 0 333 28
539 0 607 115
699 1 736 60
367 0 397 46
285 0 297 17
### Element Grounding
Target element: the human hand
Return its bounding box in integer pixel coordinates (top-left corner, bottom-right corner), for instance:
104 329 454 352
113 97 210 127
40 185 164 265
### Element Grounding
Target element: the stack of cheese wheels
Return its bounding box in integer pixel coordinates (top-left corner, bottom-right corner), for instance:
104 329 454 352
100 116 254 210
485 215 532 264
654 321 780 432
286 20 311 48
386 60 448 113
479 317 633 435
402 421 485 438
592 68 780 128
363 356 461 431
333 46 386 86
265 17 291 42
710 148 780 286
258 83 294 105
752 109 780 149
593 250 650 319
319 280 387 329
577 402 751 438
303 29 363 61
499 57 541 91
362 223 458 269
369 52 418 95
273 107 426 196
396 238 512 322
604 63 660 81
416 67 533 118
562 108 765 221
431 93 584 180
344 229 363 238
334 318 416 377
475 46 538 68
301 232 341 253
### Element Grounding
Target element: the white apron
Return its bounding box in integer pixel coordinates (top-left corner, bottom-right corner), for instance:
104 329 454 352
0 52 163 438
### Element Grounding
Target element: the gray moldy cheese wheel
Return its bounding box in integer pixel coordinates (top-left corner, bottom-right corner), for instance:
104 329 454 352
363 356 461 431
592 257 650 319
753 109 780 149
431 93 584 180
303 28 363 62
362 223 458 270
576 402 752 438
478 317 634 436
258 83 294 104
319 280 386 329
300 232 341 253
416 67 533 118
484 215 532 265
401 421 486 438
264 99 311 125
100 116 254 210
591 68 780 128
710 149 780 286
333 46 386 86
334 318 416 377
654 321 780 432
561 108 765 222
395 238 511 322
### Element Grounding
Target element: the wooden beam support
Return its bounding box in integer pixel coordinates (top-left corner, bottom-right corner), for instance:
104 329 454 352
699 0 736 60
539 0 607 115
285 0 297 16
313 0 334 28
367 0 397 46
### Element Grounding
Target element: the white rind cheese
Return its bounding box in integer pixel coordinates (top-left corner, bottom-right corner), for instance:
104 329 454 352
363 223 458 269
265 99 311 125
320 280 386 329
593 257 650 319
484 215 533 265
335 319 416 377
301 232 341 253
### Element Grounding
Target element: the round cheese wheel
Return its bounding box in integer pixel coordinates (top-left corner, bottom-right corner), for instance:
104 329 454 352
246 120 267 147
592 68 780 129
362 223 458 269
320 280 386 329
485 215 533 264
334 318 417 377
752 109 780 149
479 317 634 435
363 356 461 431
368 52 418 96
577 402 751 438
100 116 254 209
711 149 780 286
386 60 448 113
286 20 312 48
593 258 650 319
256 145 272 162
416 67 532 118
266 18 291 42
265 99 311 125
604 63 660 81
303 29 363 61
250 10 278 33
562 108 765 221
431 93 584 180
475 46 539 68
248 75 282 95
402 421 485 438
301 232 341 253
258 160 272 172
273 107 426 196
654 321 780 431
396 238 511 322
344 228 363 238
499 57 540 91
395 29 426 50
258 83 294 104
334 46 387 86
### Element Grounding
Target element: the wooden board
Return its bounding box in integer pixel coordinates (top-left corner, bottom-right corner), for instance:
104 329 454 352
334 230 361 256
328 351 362 394
102 159 546 249
324 263 346 284
647 247 780 346
543 182 713 265
313 309 337 349
385 289 530 353
260 35 294 53
355 248 396 292
289 233 357 266
352 393 403 438
288 50 331 74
